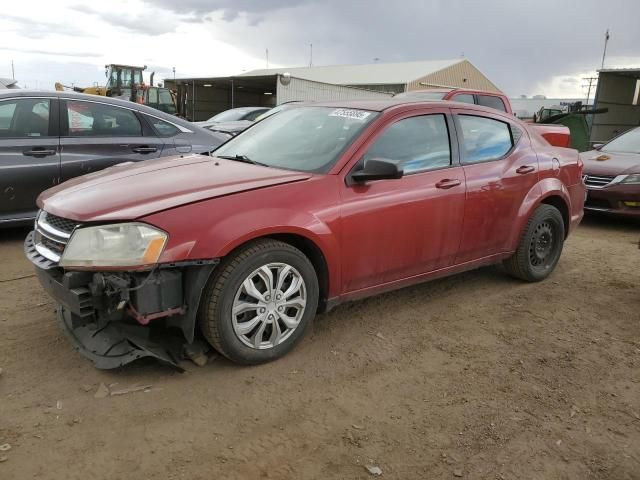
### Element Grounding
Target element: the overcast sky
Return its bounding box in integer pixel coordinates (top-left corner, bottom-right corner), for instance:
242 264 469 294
2 0 639 98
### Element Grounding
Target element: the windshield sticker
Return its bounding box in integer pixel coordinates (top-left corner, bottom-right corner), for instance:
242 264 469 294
329 109 371 120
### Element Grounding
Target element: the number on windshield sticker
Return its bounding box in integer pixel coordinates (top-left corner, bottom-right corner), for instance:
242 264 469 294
329 109 371 120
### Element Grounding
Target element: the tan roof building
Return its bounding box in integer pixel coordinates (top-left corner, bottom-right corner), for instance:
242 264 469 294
239 58 501 94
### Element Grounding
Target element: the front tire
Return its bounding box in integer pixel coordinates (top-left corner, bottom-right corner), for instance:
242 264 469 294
503 204 565 282
199 239 319 365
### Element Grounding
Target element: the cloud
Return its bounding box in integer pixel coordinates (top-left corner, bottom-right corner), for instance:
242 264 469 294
147 0 318 25
144 0 640 96
150 0 313 18
2 60 106 90
3 0 640 97
71 5 178 35
1 14 87 39
0 47 102 58
0 1 271 91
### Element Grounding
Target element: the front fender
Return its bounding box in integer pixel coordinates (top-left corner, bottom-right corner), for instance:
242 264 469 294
212 210 335 257
142 177 342 297
507 178 572 251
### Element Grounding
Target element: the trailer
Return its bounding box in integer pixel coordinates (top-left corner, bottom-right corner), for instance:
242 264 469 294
591 68 640 145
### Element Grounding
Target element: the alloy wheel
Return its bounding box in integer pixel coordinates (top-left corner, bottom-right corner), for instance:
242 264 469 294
232 262 307 349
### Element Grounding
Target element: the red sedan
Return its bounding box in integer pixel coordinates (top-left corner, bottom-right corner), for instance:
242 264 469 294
581 126 640 217
25 99 585 368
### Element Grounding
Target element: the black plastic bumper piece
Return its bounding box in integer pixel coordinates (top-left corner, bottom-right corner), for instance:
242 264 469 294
30 251 218 370
36 267 94 319
58 306 185 371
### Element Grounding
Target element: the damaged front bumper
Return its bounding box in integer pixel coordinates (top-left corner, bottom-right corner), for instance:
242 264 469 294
56 305 185 370
26 231 217 370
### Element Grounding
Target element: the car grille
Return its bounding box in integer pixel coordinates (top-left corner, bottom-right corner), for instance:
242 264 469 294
41 212 78 234
583 174 616 188
25 211 81 268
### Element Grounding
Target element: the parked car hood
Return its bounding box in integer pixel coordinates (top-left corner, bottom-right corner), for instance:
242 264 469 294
207 120 253 134
581 150 640 176
196 119 252 129
38 154 311 222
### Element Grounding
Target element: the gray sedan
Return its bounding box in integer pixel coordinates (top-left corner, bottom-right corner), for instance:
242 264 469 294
0 90 227 226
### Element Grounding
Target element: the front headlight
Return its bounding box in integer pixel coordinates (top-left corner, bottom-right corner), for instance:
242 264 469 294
59 223 168 268
620 174 640 185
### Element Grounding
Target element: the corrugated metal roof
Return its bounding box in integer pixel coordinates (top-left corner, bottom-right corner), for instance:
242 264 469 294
238 59 464 85
0 78 19 89
598 67 640 73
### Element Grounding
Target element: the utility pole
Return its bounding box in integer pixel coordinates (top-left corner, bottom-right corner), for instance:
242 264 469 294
266 48 269 69
601 29 610 70
11 60 15 80
309 44 313 67
583 77 598 107
172 67 175 80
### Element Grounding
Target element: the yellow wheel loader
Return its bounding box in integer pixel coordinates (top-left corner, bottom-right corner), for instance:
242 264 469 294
55 64 177 114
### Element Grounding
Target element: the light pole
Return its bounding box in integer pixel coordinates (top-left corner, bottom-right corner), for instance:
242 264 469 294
601 29 610 70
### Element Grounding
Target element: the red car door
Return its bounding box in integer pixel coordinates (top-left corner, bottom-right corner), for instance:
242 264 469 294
452 109 540 263
339 110 466 294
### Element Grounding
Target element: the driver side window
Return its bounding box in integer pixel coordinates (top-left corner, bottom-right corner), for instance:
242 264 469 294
363 114 451 174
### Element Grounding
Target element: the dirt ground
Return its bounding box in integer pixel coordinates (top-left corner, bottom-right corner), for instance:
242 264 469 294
1 215 639 480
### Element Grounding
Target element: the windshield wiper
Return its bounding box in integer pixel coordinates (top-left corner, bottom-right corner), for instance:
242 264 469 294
216 154 270 167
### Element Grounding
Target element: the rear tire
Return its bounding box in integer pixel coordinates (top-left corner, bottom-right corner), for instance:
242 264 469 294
503 204 565 282
198 239 319 365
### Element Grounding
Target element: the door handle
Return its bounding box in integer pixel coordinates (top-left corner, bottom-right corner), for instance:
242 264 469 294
23 148 56 157
132 146 158 153
435 179 462 189
516 165 535 174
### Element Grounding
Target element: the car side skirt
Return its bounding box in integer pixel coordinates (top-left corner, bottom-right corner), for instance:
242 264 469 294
325 251 512 312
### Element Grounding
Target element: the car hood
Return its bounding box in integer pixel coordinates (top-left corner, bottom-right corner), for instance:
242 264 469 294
196 119 248 127
38 155 311 222
208 120 253 133
581 150 640 176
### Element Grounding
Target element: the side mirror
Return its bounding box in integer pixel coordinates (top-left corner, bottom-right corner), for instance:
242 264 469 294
592 143 604 150
350 158 403 185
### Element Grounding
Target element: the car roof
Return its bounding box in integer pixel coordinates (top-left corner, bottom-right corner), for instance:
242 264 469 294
402 88 454 93
300 98 513 116
225 106 270 112
0 89 192 126
404 88 503 96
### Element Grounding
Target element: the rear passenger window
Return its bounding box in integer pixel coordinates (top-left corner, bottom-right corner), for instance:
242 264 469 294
0 102 17 131
66 101 142 137
146 116 180 137
452 94 475 105
0 99 50 138
363 114 451 174
477 95 507 112
459 115 513 164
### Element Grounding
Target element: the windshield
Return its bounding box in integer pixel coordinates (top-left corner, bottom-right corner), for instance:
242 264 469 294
255 103 297 122
602 127 640 153
394 91 448 100
207 108 255 123
214 106 378 173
